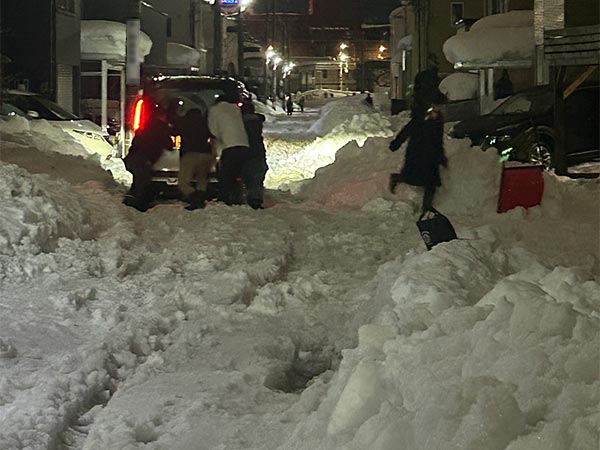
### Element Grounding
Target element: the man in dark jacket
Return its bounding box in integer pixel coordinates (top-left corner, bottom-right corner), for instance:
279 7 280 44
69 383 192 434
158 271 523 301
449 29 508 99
123 105 172 211
389 106 447 213
241 103 268 209
171 105 214 210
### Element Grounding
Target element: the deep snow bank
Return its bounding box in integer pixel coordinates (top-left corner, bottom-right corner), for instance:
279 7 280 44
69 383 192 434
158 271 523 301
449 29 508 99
278 238 599 450
0 164 92 257
0 116 130 184
308 95 377 137
265 96 393 190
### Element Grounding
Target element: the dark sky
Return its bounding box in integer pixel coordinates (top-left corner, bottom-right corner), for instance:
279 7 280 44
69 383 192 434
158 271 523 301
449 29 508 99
250 0 401 26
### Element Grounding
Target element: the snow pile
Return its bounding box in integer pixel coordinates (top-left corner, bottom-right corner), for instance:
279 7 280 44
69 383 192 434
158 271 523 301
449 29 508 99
439 72 479 101
296 120 502 214
0 164 92 257
266 107 393 191
443 11 535 66
167 42 201 67
0 115 130 184
308 95 377 137
81 20 152 61
279 239 599 450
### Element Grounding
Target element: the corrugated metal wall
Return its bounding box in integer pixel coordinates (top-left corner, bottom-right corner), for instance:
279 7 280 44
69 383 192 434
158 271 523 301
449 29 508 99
56 64 74 112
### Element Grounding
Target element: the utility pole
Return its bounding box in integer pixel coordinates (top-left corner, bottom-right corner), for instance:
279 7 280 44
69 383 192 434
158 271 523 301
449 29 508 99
237 9 244 79
213 2 222 74
125 0 141 145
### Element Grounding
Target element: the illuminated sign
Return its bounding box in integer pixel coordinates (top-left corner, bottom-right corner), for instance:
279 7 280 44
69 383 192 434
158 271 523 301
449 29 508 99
220 0 239 4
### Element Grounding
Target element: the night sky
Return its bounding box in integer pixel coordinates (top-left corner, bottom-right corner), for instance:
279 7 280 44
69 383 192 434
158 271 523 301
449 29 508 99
250 0 402 26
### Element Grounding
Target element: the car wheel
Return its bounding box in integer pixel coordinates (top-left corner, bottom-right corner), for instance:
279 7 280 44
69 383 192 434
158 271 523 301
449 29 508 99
529 136 554 169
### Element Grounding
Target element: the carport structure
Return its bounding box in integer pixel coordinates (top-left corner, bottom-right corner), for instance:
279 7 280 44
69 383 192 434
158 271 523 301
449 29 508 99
544 25 600 175
80 20 153 157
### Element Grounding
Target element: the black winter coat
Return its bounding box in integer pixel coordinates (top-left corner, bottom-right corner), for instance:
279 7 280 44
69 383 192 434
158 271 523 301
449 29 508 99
389 117 446 187
172 109 212 155
127 117 173 164
242 112 267 164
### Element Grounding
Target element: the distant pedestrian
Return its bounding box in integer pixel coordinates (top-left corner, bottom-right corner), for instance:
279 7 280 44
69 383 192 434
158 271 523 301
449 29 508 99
171 104 214 210
365 92 373 107
388 105 447 213
298 95 305 113
494 69 514 100
286 95 294 116
123 104 173 212
208 97 250 205
241 103 269 209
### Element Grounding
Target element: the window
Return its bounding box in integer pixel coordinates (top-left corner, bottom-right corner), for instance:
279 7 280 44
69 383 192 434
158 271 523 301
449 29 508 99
322 70 328 79
451 2 464 25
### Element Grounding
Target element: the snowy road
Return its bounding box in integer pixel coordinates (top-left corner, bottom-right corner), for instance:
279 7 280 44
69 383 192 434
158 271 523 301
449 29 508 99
1 98 598 450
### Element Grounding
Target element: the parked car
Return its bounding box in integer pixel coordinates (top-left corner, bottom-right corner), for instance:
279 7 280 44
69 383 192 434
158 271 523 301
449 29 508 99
448 85 599 168
130 76 251 195
0 90 116 160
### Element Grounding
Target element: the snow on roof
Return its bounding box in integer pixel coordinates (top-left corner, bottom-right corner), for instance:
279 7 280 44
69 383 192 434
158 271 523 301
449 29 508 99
439 72 479 101
166 42 201 67
81 20 153 63
443 10 535 68
396 34 412 52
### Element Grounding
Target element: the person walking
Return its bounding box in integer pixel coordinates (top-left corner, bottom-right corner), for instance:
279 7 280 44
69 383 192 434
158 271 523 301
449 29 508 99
208 96 250 205
286 95 294 116
388 106 447 213
365 92 373 107
241 103 269 209
123 104 173 212
171 104 214 210
298 94 305 113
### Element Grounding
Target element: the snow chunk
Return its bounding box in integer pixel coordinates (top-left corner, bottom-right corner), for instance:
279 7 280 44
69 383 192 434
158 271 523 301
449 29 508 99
0 164 92 256
443 11 535 66
439 72 479 101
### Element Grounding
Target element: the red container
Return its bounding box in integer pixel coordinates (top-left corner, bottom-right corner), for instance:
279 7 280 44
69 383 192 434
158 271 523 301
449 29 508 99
497 164 544 213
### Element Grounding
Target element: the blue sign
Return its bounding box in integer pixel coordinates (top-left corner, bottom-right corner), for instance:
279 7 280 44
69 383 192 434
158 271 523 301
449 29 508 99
220 0 239 4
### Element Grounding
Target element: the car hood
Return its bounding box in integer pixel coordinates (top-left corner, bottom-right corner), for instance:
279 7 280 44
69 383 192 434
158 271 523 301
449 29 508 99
451 113 533 140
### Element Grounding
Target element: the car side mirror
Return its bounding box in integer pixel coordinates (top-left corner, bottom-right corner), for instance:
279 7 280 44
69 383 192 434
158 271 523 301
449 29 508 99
26 110 40 119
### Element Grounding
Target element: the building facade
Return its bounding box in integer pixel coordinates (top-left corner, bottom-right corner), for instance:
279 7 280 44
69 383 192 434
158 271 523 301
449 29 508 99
1 0 82 113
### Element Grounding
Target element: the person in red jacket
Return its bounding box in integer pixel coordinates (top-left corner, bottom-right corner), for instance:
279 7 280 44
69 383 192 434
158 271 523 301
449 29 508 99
123 104 173 211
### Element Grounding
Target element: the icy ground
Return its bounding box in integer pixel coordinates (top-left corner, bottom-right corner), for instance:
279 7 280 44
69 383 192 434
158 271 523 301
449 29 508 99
0 97 598 450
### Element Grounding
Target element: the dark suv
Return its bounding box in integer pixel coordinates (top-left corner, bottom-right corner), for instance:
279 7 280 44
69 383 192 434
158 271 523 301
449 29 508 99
131 76 251 191
449 85 599 168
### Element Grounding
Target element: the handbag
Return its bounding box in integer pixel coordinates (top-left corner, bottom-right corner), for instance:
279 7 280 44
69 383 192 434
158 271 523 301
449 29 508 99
416 208 457 250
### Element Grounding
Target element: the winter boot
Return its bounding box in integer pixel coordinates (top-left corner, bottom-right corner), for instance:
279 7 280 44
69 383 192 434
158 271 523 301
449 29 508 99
185 191 207 211
247 198 263 210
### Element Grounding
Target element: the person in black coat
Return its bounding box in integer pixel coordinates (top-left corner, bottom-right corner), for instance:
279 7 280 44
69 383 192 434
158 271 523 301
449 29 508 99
389 106 447 213
241 103 269 209
494 69 513 100
123 105 173 211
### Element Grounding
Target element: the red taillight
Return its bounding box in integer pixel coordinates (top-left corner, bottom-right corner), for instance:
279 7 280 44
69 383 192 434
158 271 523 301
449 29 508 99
132 98 145 135
237 101 244 108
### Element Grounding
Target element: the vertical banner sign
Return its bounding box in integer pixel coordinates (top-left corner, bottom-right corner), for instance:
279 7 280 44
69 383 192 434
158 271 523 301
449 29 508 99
126 19 141 86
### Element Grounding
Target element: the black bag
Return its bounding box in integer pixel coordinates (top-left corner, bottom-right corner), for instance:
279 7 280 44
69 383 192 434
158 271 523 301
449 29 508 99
416 208 457 250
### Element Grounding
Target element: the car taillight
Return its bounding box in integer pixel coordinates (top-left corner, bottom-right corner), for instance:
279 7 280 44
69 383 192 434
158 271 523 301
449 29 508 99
132 98 145 134
237 101 243 108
